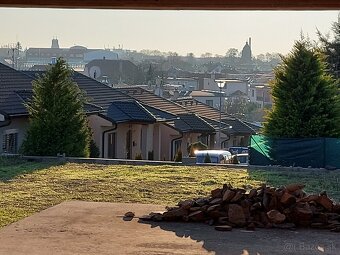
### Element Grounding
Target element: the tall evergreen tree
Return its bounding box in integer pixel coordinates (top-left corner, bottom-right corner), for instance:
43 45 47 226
318 14 340 79
22 58 90 156
146 64 155 85
263 41 340 138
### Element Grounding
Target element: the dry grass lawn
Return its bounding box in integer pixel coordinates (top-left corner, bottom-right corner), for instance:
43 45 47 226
0 157 339 228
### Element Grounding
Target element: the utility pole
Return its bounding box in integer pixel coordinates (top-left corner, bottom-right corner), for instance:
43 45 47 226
9 42 21 69
11 47 15 69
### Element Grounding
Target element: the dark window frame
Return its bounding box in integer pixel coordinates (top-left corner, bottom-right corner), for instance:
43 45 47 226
2 131 18 154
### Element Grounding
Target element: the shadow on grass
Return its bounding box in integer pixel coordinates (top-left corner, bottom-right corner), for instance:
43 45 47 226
0 156 61 182
138 219 340 255
247 168 340 202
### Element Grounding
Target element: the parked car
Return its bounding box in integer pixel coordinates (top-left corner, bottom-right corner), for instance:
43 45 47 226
195 150 232 164
230 153 249 165
228 146 248 155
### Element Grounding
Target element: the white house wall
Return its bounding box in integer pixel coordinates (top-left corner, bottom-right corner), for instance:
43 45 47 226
202 79 248 97
84 50 119 62
88 118 155 160
159 124 180 161
166 79 198 91
87 115 114 158
181 133 201 157
225 81 248 96
192 96 223 109
202 78 219 91
0 117 29 154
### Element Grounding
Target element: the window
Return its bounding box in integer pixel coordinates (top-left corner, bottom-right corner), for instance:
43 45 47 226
2 130 18 154
206 100 213 107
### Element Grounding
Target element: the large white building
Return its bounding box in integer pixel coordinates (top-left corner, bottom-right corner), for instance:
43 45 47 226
202 78 248 97
166 77 198 91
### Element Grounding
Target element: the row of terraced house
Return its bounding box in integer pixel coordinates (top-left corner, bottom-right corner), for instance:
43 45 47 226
0 63 258 160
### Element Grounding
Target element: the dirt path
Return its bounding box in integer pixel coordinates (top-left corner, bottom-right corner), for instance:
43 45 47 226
0 201 338 255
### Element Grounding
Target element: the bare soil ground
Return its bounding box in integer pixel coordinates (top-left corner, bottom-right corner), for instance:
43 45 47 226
0 201 338 255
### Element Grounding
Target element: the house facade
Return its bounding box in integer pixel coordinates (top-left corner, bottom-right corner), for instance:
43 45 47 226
174 97 257 149
248 84 273 108
0 63 218 160
248 73 274 108
200 78 248 96
187 90 225 110
84 59 145 85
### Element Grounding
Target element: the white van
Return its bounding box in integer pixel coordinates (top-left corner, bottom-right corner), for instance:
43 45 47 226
232 153 249 165
194 150 232 164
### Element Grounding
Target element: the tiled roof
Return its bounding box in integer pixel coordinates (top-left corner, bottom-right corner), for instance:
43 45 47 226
83 103 103 114
174 97 231 121
0 89 102 116
23 70 132 113
0 64 255 134
142 104 177 120
222 118 256 135
202 117 256 135
243 121 262 132
189 90 223 97
119 87 189 115
175 98 256 135
201 117 233 134
172 113 215 133
106 100 156 124
0 91 27 116
16 90 32 102
0 63 34 106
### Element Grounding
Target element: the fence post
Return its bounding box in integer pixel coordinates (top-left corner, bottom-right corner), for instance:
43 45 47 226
323 137 326 168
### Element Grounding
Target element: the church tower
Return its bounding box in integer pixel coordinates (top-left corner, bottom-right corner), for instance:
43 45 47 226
51 38 60 49
241 38 252 63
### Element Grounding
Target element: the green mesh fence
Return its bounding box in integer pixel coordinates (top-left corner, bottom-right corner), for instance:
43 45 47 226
325 138 340 169
249 135 274 166
250 135 340 169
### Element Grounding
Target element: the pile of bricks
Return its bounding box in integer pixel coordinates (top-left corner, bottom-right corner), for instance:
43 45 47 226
141 183 340 232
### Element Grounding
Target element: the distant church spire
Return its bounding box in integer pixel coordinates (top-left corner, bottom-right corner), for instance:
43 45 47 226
241 37 252 63
51 37 59 49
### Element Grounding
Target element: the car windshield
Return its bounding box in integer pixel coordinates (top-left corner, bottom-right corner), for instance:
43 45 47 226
196 155 221 163
237 156 248 163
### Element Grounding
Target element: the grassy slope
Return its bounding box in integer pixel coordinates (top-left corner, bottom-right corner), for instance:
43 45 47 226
0 160 339 228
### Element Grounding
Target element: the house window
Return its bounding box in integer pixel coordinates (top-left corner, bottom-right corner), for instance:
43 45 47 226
2 130 18 154
206 100 213 107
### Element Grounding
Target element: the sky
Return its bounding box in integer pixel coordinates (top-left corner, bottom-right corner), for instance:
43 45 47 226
0 8 338 56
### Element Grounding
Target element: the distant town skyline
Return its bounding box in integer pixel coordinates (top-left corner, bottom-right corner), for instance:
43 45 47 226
0 8 338 56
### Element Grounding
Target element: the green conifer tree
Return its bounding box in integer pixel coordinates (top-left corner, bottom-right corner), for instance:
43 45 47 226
263 41 340 138
22 58 90 156
318 14 340 79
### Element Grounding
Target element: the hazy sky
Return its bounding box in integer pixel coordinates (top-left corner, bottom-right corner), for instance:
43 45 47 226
0 8 338 56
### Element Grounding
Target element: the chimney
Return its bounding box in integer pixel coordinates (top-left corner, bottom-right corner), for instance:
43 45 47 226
249 37 252 49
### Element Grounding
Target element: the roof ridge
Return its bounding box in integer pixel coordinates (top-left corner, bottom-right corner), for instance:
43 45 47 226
176 97 233 119
237 118 257 133
177 113 214 131
134 100 157 121
120 86 190 113
111 100 156 122
141 103 176 117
